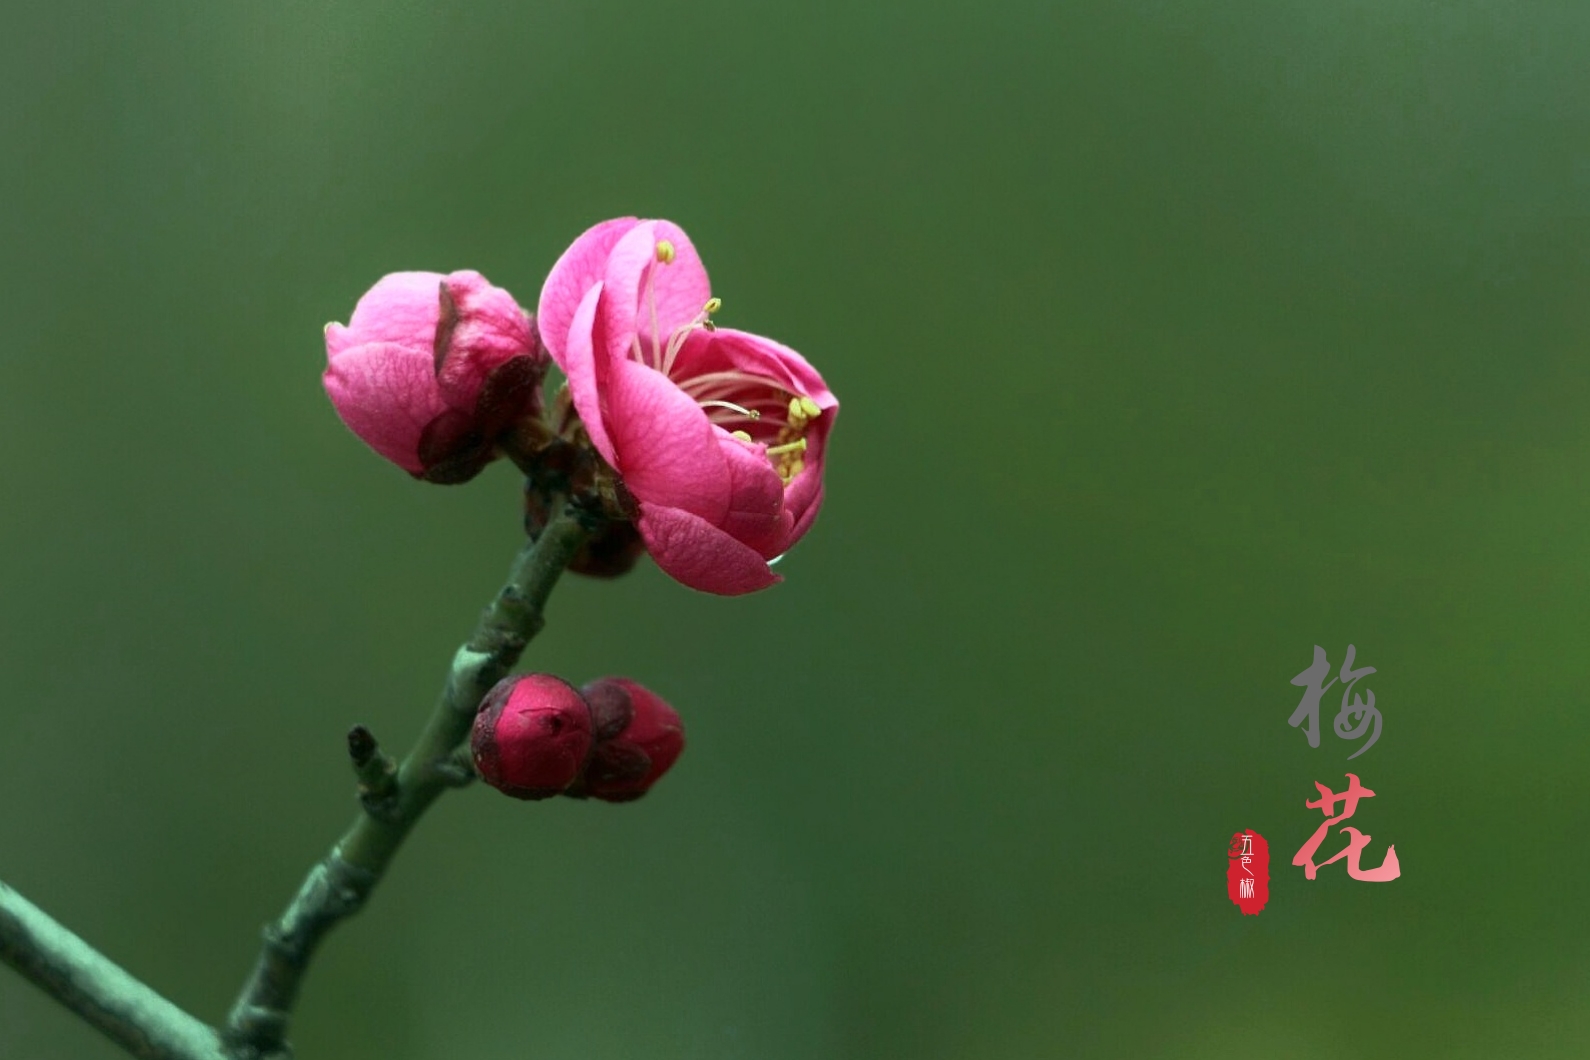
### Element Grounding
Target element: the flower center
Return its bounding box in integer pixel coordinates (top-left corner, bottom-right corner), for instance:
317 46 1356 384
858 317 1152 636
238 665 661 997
626 241 822 486
683 378 821 484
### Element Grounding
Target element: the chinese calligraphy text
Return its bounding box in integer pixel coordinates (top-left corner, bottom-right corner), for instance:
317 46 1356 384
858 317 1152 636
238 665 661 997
1291 772 1401 882
1289 644 1382 759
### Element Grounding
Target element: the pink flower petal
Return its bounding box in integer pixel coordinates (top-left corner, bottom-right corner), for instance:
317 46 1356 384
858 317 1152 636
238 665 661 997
716 432 792 558
706 327 836 409
324 322 357 359
784 474 826 545
537 217 639 368
780 414 833 542
322 342 449 474
663 327 836 550
605 357 730 522
343 272 448 350
637 503 782 596
599 221 712 369
561 282 616 463
435 270 535 410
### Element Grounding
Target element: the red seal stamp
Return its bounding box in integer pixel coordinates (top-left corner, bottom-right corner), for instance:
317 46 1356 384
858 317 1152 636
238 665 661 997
1227 830 1269 915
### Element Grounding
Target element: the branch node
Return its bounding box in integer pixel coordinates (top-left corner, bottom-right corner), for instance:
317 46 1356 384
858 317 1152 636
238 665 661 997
433 747 478 788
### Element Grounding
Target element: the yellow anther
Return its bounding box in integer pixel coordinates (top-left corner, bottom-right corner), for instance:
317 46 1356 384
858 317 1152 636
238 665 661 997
775 455 805 484
699 399 761 420
788 396 807 425
766 438 808 457
731 430 754 443
799 396 822 419
704 297 722 315
655 240 676 264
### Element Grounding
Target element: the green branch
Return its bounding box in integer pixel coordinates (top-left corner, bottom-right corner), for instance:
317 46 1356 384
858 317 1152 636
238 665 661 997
222 500 592 1059
0 499 593 1060
0 880 227 1060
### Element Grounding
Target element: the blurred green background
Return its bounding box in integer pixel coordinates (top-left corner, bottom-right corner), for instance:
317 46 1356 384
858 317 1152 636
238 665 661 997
3 1 1588 1057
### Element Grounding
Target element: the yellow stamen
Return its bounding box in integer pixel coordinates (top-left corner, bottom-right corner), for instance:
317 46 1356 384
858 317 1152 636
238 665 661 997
660 298 724 377
799 396 822 419
766 438 808 457
700 400 761 419
655 240 676 264
731 430 753 443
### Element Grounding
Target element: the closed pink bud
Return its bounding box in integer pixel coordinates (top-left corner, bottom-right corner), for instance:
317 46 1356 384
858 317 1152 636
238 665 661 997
577 677 685 802
471 674 593 800
324 270 544 482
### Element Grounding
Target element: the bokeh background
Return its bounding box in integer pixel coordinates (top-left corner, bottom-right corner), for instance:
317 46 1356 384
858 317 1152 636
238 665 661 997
3 2 1588 1057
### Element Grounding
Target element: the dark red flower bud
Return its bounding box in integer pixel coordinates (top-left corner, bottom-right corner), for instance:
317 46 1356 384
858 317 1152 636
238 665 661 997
576 677 685 802
524 486 646 578
471 674 593 799
566 521 645 578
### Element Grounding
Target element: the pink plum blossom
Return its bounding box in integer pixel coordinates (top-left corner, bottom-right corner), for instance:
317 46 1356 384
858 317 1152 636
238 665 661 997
324 270 544 483
537 218 838 594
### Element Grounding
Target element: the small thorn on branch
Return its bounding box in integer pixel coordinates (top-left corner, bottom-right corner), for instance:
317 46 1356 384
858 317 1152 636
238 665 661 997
347 725 399 815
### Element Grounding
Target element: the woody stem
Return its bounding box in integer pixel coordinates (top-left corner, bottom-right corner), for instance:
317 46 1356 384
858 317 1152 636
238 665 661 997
0 881 228 1060
222 498 591 1059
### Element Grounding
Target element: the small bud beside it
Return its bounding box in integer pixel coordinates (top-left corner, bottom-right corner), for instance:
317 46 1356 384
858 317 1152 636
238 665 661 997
524 485 646 579
575 678 685 802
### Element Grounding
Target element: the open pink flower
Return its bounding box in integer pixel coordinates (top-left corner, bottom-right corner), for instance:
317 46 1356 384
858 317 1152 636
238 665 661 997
537 219 838 594
324 270 543 482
